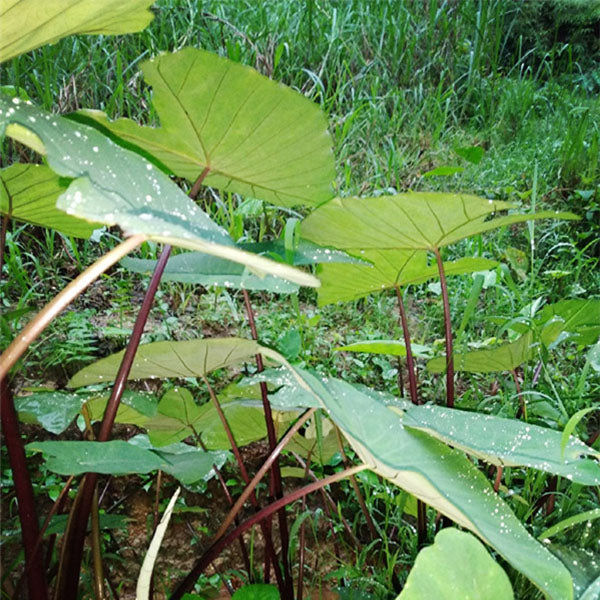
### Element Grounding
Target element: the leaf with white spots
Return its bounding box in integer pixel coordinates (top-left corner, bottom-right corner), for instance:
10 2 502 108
0 163 100 237
0 0 154 63
80 47 335 208
403 404 600 485
0 96 318 287
264 360 574 600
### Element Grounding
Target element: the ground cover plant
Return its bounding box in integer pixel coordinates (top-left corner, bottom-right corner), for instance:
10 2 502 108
1 1 599 599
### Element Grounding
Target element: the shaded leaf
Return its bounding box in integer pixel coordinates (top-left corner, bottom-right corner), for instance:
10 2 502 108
68 338 263 387
301 193 578 251
0 0 154 63
548 545 600 600
536 299 600 346
15 391 87 434
0 164 100 237
397 528 513 600
0 96 319 288
402 404 600 485
80 48 334 208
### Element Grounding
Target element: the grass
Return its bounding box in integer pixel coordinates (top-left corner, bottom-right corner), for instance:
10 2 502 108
1 0 599 597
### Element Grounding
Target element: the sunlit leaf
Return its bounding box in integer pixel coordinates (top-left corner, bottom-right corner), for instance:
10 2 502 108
268 362 573 600
80 47 335 208
0 164 100 237
301 193 578 251
403 404 600 485
68 338 263 388
0 0 154 63
336 340 432 358
0 96 319 288
397 528 513 600
315 248 498 304
231 584 280 600
427 332 536 373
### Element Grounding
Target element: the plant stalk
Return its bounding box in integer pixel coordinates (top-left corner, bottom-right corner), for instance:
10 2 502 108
433 248 455 408
170 464 368 600
394 286 418 405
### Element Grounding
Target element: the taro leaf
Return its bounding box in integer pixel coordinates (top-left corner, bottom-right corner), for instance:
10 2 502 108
315 248 498 305
68 338 263 388
80 47 335 208
536 299 600 346
83 390 158 425
547 545 600 600
231 584 280 600
336 340 432 358
0 96 319 288
0 164 100 237
14 391 87 434
403 404 600 485
121 253 299 294
397 528 513 600
301 193 578 251
427 332 537 373
272 364 573 600
0 0 154 63
29 438 227 484
241 239 363 266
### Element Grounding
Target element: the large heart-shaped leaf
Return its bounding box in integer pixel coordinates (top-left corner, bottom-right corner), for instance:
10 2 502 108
0 0 154 63
267 362 573 600
0 164 100 237
315 250 498 304
301 193 578 251
80 47 335 208
68 338 262 388
0 96 319 288
427 332 537 374
397 528 513 600
402 404 600 486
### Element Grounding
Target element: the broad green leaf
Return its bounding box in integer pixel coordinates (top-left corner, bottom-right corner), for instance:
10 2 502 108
68 338 263 388
242 239 364 266
336 340 432 358
0 0 154 63
397 528 513 600
537 299 600 346
231 584 280 600
427 332 537 373
84 390 158 424
402 404 600 485
0 97 319 288
269 363 573 600
15 391 87 434
548 545 600 600
80 47 335 208
315 248 498 305
0 164 100 237
301 193 578 251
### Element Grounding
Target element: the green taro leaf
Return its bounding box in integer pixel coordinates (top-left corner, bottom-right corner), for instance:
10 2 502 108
231 584 280 600
397 528 513 600
301 192 578 251
84 390 158 424
0 96 319 288
271 364 573 600
68 338 264 388
403 404 600 485
315 248 498 304
336 340 432 358
80 47 335 208
427 332 536 373
0 0 154 63
15 391 87 434
548 545 600 600
536 299 600 346
0 164 100 237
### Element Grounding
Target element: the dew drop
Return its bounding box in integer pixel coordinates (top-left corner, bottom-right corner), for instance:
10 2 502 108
92 146 99 152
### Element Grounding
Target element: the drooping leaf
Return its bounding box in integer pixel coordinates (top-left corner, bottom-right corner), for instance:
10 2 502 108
336 340 432 358
0 164 100 237
14 391 87 434
397 528 513 600
268 362 573 600
0 96 319 288
301 193 578 251
402 404 600 485
315 248 498 304
68 338 264 388
0 0 154 63
427 332 537 373
79 47 335 208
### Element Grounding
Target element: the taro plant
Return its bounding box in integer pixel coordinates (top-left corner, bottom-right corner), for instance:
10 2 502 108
1 3 600 600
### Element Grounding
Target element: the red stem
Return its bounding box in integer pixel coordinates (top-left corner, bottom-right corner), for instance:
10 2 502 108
394 286 419 405
433 248 455 408
0 380 48 600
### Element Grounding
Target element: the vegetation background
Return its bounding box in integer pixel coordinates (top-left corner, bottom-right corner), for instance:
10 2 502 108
1 0 599 598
